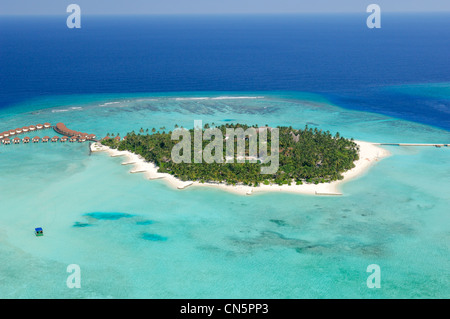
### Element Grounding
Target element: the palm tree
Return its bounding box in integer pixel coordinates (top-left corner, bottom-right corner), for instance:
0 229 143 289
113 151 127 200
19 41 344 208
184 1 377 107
100 123 358 186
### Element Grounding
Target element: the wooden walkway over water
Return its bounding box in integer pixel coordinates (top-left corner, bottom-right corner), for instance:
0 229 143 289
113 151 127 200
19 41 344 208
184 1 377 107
374 143 449 147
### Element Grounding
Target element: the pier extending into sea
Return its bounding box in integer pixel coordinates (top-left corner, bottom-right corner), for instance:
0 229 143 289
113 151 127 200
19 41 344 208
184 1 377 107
374 143 449 147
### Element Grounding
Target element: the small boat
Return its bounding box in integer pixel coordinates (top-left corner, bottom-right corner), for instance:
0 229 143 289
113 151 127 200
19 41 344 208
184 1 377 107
35 227 44 237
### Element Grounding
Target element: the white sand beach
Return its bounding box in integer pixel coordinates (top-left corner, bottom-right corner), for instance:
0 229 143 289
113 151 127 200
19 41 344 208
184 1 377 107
91 140 390 196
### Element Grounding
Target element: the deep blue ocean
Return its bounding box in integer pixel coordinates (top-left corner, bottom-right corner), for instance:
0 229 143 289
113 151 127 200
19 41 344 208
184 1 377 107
0 13 449 129
1 13 449 299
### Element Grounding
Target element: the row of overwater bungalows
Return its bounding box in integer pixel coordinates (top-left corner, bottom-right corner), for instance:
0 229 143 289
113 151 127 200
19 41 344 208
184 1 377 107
0 135 94 145
1 123 52 145
1 123 51 138
1 122 97 145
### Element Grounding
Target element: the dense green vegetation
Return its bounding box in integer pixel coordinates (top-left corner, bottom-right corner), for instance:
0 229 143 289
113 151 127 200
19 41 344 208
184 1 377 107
101 123 359 186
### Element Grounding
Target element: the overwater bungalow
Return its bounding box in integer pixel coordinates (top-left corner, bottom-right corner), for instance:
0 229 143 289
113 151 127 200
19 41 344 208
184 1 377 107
78 136 86 142
29 125 36 131
60 136 68 142
55 123 70 135
2 132 9 137
32 136 40 143
23 136 30 144
9 130 15 136
15 128 22 134
54 123 97 141
13 137 21 144
42 136 50 143
22 126 29 132
51 136 59 142
36 124 44 130
69 136 77 142
44 123 51 129
3 138 11 145
0 133 4 139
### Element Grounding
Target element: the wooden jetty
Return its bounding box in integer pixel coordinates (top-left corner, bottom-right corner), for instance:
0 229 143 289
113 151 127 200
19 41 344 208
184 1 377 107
315 191 343 196
374 143 449 147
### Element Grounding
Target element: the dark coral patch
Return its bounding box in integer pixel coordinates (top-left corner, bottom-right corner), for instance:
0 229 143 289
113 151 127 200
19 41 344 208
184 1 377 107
73 222 91 228
136 220 154 225
142 232 167 241
84 212 134 220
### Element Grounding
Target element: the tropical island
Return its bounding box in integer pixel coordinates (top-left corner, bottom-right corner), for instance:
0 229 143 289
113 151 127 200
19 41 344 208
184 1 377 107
94 123 390 195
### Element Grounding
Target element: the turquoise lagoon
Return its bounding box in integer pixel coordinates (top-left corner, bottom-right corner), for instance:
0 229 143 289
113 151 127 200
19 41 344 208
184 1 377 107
0 92 449 298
